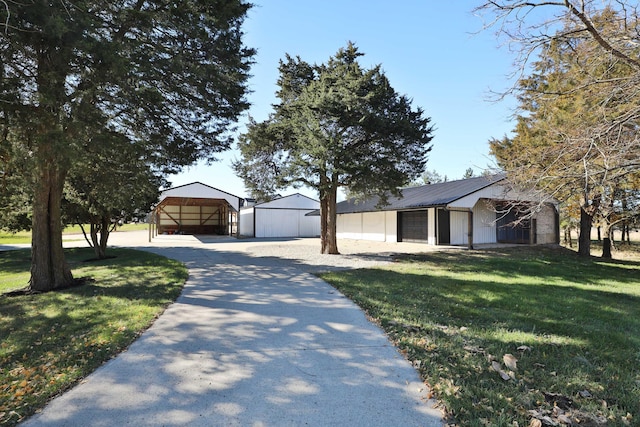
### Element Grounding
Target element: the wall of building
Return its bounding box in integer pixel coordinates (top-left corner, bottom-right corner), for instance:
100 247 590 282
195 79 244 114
336 211 397 242
239 208 320 238
254 208 320 238
336 198 557 246
427 208 436 245
535 203 558 244
238 208 254 237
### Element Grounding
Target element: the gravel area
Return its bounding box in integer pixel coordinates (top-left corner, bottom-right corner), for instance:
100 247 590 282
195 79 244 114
239 238 460 273
56 231 476 274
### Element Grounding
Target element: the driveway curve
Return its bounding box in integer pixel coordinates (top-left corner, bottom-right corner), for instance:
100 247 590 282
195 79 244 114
22 232 443 426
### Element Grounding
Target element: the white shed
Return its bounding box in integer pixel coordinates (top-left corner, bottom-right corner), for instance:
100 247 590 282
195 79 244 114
239 193 320 238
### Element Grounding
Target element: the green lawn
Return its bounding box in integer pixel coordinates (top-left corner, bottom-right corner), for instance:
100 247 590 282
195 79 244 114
319 246 640 427
0 231 32 245
0 248 187 426
0 223 149 245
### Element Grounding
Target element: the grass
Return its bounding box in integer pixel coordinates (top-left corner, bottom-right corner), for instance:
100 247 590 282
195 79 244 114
0 223 149 245
0 231 32 245
319 245 640 426
0 247 187 426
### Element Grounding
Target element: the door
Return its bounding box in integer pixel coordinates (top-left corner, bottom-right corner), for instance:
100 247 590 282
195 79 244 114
496 209 531 243
437 208 450 245
398 210 428 242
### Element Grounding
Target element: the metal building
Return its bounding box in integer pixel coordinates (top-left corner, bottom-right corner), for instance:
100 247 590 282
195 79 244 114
335 175 559 248
151 182 242 236
239 194 320 238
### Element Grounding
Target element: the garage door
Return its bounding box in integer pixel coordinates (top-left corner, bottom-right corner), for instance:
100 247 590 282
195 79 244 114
398 210 428 242
496 210 531 244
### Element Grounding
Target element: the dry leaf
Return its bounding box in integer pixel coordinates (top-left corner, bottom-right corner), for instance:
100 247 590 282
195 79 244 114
578 390 592 398
543 391 573 409
504 353 518 371
518 345 532 352
491 361 511 380
557 414 573 424
528 419 542 427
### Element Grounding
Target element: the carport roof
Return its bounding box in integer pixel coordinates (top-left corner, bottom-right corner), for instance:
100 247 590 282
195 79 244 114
157 182 243 212
336 174 506 214
156 196 230 207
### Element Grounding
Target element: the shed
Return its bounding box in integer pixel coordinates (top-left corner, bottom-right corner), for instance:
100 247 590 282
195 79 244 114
151 182 242 236
335 175 559 248
239 193 321 238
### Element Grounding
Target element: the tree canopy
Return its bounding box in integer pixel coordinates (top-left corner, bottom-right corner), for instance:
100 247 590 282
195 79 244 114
0 1 254 291
63 130 166 260
487 7 640 257
234 43 434 254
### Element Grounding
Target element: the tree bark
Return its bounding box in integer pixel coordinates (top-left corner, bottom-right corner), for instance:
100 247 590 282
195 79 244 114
577 206 593 257
30 150 74 292
601 224 613 259
623 223 630 244
99 216 110 258
319 175 339 255
564 227 573 248
325 184 339 254
89 218 109 259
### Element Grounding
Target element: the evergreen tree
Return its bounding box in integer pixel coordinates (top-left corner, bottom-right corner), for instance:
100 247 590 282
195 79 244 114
63 131 166 260
489 15 640 258
0 1 254 291
234 43 434 254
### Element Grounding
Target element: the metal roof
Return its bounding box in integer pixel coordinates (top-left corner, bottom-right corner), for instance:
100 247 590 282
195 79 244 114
337 174 506 214
158 182 243 212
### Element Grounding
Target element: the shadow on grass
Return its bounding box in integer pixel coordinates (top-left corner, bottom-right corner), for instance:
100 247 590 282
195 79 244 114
0 250 32 276
319 247 640 425
0 247 187 426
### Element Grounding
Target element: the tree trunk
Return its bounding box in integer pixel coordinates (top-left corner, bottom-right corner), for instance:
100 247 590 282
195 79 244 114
597 226 601 241
319 185 328 254
623 223 630 244
319 177 339 255
90 219 109 259
601 223 613 259
30 153 74 292
325 184 339 254
99 216 110 258
564 227 573 248
578 206 593 257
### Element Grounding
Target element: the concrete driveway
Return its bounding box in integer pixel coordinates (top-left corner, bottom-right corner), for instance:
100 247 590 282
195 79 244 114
21 232 443 426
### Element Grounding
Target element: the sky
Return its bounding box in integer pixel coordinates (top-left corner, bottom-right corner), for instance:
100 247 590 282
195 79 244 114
169 1 519 199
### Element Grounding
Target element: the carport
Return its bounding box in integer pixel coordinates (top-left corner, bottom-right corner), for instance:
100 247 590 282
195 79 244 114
149 182 242 238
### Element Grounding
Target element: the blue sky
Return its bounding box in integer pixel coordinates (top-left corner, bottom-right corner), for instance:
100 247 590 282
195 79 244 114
169 1 518 198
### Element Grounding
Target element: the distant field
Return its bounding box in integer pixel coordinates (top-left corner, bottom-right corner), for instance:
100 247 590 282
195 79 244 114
592 228 639 242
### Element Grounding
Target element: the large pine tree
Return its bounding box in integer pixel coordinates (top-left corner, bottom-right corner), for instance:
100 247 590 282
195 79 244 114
0 1 254 291
234 43 434 254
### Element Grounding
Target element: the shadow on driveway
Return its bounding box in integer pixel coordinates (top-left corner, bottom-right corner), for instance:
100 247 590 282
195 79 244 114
23 239 443 427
